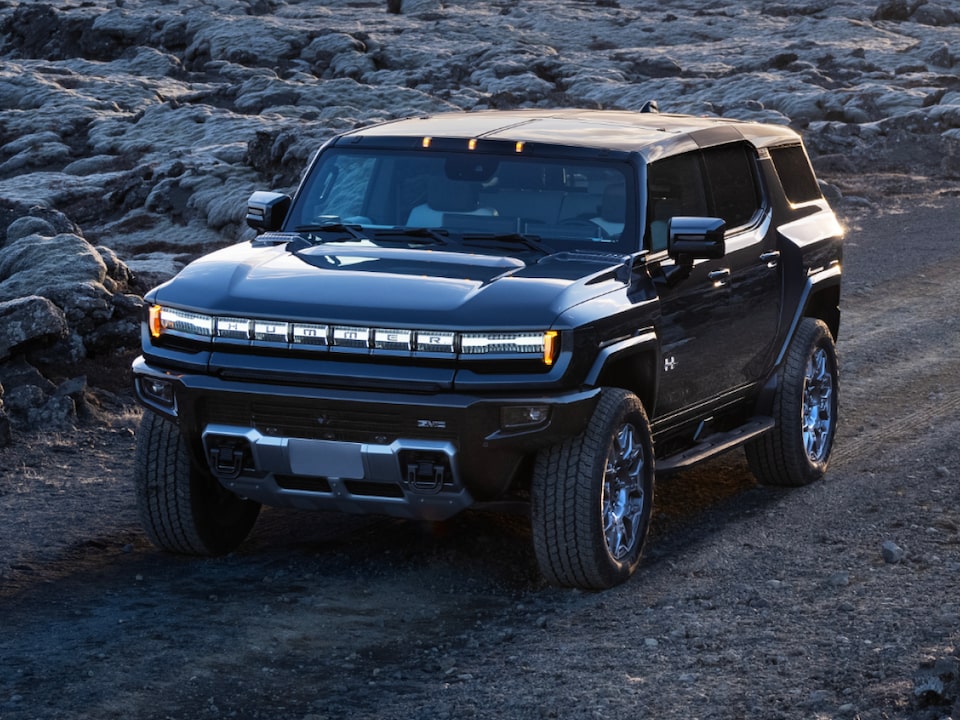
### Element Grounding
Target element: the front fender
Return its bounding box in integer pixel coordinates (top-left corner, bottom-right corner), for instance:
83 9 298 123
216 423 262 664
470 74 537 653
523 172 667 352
584 330 660 414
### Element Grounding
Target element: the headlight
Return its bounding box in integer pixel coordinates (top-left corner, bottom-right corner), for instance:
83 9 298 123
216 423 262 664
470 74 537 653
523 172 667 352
461 330 559 365
149 305 213 338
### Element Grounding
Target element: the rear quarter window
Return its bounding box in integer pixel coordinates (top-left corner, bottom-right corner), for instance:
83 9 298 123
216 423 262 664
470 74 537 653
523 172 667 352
701 143 762 229
770 145 823 204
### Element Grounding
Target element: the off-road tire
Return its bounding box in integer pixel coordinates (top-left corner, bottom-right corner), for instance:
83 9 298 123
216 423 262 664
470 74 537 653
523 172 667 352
746 317 839 487
532 388 655 590
134 410 260 555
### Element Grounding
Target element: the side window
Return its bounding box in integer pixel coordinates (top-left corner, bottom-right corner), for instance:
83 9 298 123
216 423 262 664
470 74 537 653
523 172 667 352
701 143 762 230
769 144 822 204
645 152 708 252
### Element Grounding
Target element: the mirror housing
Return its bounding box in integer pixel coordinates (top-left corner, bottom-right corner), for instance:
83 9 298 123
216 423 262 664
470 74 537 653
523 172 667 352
246 191 291 233
667 216 726 264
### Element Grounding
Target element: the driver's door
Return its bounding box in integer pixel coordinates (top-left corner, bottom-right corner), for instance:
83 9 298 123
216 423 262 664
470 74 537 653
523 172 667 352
649 143 781 417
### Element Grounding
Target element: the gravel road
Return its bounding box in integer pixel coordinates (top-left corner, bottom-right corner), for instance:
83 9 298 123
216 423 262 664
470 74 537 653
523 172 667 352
2 175 960 720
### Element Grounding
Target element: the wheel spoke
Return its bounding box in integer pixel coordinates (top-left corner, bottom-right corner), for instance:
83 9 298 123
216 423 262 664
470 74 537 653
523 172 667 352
602 422 646 560
801 347 834 462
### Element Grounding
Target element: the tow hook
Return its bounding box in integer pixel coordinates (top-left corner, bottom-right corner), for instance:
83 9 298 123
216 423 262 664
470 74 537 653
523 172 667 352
207 441 250 480
405 461 445 494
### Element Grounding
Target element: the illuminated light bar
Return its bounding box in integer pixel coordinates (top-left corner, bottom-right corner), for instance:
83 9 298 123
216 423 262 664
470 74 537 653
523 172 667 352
332 325 370 348
160 307 213 337
374 328 413 351
254 320 289 343
416 331 456 353
292 322 329 346
148 306 559 364
216 317 252 340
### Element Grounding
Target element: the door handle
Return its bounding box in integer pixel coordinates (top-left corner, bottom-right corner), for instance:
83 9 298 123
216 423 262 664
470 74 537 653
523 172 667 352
708 268 731 286
760 251 780 268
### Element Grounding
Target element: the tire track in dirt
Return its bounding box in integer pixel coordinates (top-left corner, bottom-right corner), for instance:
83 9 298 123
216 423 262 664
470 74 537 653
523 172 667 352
831 246 960 467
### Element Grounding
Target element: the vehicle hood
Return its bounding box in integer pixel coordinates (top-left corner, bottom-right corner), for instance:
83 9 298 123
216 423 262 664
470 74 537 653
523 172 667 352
148 239 630 328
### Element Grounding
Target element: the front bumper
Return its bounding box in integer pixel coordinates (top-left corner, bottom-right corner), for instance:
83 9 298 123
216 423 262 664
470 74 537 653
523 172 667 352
133 356 600 521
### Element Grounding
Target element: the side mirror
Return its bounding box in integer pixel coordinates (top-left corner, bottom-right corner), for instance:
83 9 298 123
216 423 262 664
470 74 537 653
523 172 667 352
246 191 291 233
667 216 726 264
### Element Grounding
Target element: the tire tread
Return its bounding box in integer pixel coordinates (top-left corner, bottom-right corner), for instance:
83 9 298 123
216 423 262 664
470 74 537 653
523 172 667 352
746 318 838 487
532 388 653 589
133 411 259 555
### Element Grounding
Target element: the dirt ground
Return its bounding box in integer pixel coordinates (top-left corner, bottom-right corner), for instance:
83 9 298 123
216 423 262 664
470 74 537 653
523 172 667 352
2 172 960 720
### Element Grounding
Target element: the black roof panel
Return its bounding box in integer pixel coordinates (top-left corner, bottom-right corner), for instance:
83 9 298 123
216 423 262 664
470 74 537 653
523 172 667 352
344 109 801 157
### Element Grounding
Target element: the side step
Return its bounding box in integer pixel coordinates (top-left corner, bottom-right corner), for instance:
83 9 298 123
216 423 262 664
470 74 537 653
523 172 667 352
657 416 775 472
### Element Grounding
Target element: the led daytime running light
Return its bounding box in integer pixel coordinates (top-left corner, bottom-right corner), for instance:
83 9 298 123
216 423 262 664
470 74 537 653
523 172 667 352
149 306 558 363
158 307 213 336
461 331 548 355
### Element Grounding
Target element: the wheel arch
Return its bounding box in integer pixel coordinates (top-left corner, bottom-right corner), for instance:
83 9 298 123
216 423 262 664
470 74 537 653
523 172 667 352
584 331 659 417
777 265 841 367
804 282 841 341
755 268 840 418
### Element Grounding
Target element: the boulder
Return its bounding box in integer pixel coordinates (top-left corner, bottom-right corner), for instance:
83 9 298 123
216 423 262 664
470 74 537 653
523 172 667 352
0 233 105 290
0 296 68 362
0 357 97 431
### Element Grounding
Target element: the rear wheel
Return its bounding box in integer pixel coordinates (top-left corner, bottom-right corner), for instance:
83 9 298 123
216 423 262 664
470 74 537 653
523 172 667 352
134 410 260 555
532 388 655 590
746 317 839 487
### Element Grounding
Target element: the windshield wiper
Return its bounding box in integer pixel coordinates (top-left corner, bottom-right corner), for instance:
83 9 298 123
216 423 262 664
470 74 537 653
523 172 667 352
373 227 452 246
462 232 554 255
294 218 370 243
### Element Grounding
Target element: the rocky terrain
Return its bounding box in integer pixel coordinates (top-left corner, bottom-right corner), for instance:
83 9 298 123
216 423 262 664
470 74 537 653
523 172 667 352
2 1 960 718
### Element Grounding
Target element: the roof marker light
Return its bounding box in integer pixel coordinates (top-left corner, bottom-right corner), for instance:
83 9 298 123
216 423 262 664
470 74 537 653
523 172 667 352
422 137 432 148
468 138 477 150
515 141 525 153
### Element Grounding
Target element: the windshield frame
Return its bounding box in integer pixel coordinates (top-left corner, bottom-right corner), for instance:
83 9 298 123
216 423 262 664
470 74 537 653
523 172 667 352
284 144 642 256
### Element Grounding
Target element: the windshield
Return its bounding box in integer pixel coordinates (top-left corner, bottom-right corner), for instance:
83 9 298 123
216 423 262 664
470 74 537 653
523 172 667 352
285 147 638 254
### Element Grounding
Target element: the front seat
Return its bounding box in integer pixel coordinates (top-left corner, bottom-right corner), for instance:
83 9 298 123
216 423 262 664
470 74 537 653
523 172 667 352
590 183 626 238
407 179 496 226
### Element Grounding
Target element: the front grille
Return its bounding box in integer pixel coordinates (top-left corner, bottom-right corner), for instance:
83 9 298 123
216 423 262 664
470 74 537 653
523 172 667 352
197 396 458 444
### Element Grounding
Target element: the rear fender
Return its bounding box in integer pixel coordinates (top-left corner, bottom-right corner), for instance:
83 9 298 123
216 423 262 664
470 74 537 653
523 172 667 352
755 266 841 417
776 265 841 367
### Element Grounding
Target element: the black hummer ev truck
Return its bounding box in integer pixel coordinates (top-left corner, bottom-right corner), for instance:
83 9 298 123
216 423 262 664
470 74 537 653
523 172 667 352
133 109 842 590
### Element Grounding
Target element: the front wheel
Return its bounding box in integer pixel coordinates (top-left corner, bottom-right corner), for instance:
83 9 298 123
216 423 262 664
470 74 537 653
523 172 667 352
532 388 655 590
134 410 261 555
746 317 839 487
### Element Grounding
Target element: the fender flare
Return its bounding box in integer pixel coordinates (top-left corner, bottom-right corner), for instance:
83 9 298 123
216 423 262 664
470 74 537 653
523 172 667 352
775 263 842 367
584 330 660 398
